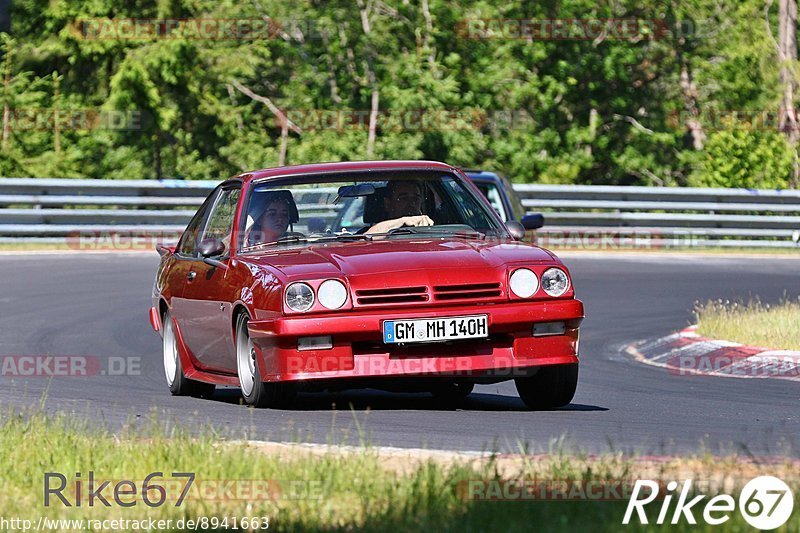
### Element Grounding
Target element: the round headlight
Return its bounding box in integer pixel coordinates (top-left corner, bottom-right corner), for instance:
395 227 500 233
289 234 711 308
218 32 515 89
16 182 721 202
541 268 570 297
285 282 315 312
509 268 538 298
318 279 347 309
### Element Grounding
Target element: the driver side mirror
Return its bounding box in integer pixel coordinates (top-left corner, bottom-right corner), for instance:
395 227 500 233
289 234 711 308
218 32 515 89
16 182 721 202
506 221 525 241
198 237 226 258
521 213 545 230
198 238 228 269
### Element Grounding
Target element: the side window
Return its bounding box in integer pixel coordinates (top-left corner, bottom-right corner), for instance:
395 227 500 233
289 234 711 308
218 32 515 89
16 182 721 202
502 176 526 221
476 183 508 222
441 178 498 230
176 191 217 257
200 187 240 254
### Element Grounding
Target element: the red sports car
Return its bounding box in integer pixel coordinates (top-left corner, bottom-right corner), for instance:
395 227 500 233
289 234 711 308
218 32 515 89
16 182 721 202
150 160 583 408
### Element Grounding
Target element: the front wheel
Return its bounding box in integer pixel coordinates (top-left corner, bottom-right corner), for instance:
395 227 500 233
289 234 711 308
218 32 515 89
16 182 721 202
162 310 215 398
235 313 295 408
515 363 578 410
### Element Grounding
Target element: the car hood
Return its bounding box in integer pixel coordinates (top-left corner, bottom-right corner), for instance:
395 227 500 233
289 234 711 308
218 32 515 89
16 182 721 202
244 238 558 280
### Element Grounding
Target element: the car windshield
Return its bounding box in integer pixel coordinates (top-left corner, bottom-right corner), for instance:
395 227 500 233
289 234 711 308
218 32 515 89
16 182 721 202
239 170 508 251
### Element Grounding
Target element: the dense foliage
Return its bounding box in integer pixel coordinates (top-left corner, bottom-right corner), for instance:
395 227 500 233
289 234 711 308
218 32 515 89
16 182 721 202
1 0 797 187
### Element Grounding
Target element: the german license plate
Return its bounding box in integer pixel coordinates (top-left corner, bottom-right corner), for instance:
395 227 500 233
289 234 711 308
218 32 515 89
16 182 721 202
383 315 488 344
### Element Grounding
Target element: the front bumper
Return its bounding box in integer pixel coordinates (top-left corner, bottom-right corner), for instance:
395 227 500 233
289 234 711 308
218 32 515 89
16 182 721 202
248 299 583 382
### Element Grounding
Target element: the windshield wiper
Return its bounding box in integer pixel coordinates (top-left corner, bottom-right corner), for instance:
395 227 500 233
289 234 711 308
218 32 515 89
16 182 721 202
387 227 419 235
372 228 486 240
329 233 372 241
305 233 373 243
241 234 307 252
242 233 371 252
275 234 308 244
242 228 484 252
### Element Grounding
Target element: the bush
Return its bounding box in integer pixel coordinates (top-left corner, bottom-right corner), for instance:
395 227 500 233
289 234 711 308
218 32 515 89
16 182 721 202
689 129 794 189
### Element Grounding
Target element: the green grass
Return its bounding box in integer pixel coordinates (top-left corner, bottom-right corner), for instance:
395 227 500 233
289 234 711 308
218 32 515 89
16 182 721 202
0 242 73 251
694 298 800 350
0 407 798 532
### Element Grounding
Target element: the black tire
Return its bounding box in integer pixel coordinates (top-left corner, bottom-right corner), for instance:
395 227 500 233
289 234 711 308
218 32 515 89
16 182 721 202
162 311 216 399
514 363 578 410
235 313 296 408
430 382 474 405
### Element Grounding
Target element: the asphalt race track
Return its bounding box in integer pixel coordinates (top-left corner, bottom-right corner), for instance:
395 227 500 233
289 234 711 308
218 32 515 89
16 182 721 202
1 252 798 456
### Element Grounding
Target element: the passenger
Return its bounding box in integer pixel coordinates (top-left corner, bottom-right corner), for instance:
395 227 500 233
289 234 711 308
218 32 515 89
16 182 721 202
366 180 434 234
246 192 296 246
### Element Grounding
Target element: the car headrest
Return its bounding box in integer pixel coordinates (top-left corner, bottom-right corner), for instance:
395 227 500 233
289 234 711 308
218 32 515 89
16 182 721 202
362 187 388 224
362 183 436 224
250 189 299 223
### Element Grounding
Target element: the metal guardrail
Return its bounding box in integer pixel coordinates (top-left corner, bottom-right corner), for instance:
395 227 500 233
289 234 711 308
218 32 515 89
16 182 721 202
0 178 798 249
514 184 800 248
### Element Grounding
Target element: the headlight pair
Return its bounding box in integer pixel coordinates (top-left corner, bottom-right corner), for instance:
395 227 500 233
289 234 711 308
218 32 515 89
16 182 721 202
509 267 569 298
285 280 348 312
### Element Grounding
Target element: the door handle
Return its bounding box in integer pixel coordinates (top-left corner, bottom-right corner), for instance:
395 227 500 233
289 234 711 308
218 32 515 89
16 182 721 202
187 271 196 281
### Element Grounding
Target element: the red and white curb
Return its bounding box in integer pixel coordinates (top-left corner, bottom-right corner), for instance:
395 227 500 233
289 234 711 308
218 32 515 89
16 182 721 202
625 326 800 382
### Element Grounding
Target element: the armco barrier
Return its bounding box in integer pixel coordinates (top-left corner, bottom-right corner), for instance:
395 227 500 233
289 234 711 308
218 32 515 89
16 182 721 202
515 184 800 249
0 178 798 249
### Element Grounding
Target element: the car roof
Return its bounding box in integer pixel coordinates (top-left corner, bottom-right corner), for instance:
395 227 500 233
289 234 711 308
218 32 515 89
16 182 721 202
464 170 502 184
237 160 458 184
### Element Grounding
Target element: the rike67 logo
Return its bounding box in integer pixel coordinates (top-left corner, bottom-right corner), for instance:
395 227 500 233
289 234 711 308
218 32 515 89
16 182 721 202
623 476 794 529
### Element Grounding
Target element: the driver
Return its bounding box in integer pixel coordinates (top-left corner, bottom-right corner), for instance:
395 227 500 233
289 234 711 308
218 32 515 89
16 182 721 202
246 191 296 247
366 180 434 234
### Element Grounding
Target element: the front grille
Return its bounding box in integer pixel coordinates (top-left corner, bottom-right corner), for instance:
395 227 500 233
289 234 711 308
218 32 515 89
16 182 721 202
433 282 503 301
356 286 429 305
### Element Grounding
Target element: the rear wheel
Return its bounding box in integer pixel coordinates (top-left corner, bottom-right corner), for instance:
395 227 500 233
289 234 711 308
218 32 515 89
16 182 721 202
515 363 578 410
162 310 215 398
430 382 474 405
235 313 296 408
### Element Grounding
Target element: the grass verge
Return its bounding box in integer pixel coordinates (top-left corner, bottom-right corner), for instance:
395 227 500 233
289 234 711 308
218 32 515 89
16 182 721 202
0 408 798 532
694 298 800 350
0 242 73 251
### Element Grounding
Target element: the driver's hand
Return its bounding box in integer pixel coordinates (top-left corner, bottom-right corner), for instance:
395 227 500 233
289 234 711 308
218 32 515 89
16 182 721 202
401 215 434 227
365 215 434 234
